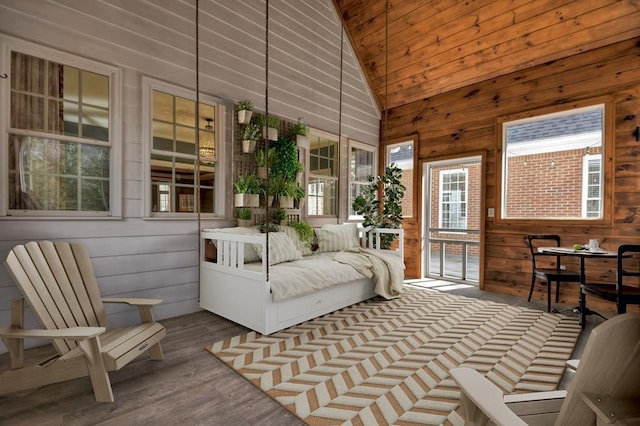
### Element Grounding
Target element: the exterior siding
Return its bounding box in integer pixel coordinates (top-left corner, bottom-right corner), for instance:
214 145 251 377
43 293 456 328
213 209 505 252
0 0 380 352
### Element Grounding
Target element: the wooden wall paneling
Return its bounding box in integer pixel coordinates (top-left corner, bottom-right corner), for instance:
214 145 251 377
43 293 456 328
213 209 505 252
392 38 640 313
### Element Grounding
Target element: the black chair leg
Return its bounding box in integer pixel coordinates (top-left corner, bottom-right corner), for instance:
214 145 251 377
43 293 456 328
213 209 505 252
618 303 627 314
547 280 552 313
528 276 535 302
555 280 560 302
579 291 587 329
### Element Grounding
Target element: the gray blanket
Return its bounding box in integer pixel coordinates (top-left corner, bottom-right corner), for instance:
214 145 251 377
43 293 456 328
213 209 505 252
333 247 404 299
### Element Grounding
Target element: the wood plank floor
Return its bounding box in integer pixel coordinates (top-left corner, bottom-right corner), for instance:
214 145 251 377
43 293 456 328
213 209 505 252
0 282 608 425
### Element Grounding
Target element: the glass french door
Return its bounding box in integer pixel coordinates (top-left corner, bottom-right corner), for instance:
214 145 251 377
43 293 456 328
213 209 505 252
422 156 483 284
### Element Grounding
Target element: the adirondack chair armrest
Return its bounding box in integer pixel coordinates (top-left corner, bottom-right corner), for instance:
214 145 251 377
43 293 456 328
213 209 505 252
450 367 528 426
581 393 640 425
0 326 106 340
102 298 162 323
102 297 162 306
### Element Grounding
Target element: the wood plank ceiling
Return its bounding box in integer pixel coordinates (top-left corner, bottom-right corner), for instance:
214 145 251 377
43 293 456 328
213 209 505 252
335 0 640 111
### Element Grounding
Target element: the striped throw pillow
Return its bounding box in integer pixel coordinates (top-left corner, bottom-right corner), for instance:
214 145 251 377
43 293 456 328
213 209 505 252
253 232 302 265
316 223 359 253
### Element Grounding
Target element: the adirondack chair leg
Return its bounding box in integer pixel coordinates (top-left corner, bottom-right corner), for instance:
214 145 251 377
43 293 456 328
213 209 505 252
5 298 25 369
458 392 490 426
137 306 164 360
77 337 114 402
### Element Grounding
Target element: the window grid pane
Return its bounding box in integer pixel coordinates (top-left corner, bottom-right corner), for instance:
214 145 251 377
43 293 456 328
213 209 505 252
9 51 111 212
308 133 338 216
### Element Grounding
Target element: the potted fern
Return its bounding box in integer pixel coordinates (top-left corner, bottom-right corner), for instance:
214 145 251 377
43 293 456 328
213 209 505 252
292 117 310 148
236 207 253 227
237 99 253 124
255 147 274 180
241 122 260 154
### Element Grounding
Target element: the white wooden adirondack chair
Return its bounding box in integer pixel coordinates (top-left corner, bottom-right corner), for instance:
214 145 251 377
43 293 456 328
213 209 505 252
451 313 640 426
0 241 166 402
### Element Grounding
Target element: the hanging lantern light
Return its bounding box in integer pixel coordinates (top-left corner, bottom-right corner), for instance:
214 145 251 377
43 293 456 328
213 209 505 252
200 117 215 161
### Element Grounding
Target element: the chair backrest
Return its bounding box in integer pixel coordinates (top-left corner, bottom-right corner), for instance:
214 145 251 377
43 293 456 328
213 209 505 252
5 241 108 355
617 244 640 295
527 235 561 268
554 313 640 425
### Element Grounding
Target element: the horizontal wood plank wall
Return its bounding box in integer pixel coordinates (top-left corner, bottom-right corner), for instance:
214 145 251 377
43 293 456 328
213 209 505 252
0 0 379 352
390 38 640 314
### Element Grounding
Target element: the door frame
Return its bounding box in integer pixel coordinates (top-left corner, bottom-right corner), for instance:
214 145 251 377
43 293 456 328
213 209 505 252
420 152 486 289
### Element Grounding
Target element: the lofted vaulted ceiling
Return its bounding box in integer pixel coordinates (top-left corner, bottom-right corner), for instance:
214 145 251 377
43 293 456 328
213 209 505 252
335 0 640 111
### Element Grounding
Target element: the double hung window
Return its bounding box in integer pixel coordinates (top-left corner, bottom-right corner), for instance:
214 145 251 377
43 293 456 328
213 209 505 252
144 78 223 217
4 44 120 216
348 141 376 218
307 131 339 216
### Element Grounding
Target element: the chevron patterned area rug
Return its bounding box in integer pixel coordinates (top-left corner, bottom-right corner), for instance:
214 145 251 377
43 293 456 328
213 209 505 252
206 287 581 425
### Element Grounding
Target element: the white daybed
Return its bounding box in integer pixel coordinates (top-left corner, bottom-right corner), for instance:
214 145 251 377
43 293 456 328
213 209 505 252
199 226 404 335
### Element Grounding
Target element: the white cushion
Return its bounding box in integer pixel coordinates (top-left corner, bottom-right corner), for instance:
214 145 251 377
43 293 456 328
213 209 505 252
253 232 302 265
316 223 359 253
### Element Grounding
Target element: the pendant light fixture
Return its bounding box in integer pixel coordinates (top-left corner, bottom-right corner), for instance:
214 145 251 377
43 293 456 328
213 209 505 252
199 117 215 161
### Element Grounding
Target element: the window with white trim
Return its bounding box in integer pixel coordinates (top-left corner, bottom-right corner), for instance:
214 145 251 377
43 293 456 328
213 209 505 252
4 42 121 216
501 103 605 220
307 130 338 216
143 78 223 217
439 168 468 230
348 141 376 218
386 139 414 218
582 154 602 218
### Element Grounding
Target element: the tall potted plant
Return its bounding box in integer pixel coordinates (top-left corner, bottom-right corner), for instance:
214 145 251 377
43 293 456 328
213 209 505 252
241 122 260 154
352 163 406 249
258 115 279 141
237 99 253 124
255 147 274 180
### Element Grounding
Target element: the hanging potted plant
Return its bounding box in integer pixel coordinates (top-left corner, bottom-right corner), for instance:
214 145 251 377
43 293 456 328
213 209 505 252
255 147 274 180
241 123 260 154
237 99 253 124
270 208 287 226
236 207 253 227
258 115 279 141
292 117 310 148
233 173 260 207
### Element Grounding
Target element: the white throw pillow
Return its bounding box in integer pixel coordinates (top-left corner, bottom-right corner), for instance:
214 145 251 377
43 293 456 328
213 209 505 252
253 232 302 265
316 223 360 253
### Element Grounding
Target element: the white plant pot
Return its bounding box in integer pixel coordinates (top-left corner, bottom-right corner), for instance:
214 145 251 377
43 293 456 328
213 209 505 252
278 196 294 209
234 193 259 207
242 139 256 153
296 134 309 149
237 218 253 228
237 109 253 124
262 126 278 141
257 166 268 180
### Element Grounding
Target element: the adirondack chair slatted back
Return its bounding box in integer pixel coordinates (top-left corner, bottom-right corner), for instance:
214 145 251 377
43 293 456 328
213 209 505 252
554 313 640 425
5 241 108 355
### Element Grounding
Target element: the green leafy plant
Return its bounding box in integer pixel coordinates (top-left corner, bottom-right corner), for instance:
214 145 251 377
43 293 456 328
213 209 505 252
271 208 286 223
292 118 309 137
237 99 253 111
236 207 252 220
267 116 280 128
233 173 260 194
259 223 278 233
288 220 314 248
271 136 298 182
255 147 275 168
267 175 288 198
352 163 406 249
241 123 260 141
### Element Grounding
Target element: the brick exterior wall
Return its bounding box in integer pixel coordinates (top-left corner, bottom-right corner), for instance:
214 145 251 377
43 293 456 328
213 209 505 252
505 147 601 217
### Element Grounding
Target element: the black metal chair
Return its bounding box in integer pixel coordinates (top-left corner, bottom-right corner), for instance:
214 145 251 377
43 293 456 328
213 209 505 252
527 235 581 312
580 244 640 326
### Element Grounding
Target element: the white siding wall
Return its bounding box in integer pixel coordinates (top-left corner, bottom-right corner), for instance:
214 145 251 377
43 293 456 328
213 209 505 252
0 0 379 352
